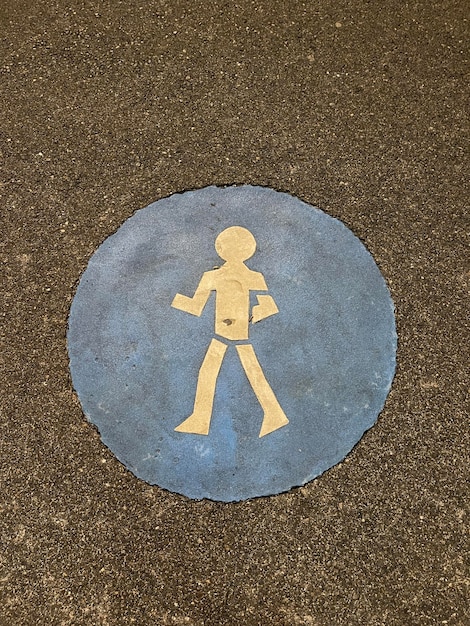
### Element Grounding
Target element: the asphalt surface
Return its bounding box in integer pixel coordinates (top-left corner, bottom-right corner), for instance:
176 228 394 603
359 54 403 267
1 1 468 625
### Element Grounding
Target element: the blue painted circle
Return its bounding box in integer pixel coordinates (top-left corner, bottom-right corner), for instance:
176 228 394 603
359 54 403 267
68 186 396 501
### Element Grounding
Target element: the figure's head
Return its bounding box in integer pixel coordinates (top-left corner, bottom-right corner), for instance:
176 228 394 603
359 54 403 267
215 226 257 262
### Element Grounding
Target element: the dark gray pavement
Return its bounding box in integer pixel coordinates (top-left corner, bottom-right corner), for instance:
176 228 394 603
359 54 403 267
1 1 468 624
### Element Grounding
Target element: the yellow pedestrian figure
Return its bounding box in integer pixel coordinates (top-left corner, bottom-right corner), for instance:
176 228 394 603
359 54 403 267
171 226 289 438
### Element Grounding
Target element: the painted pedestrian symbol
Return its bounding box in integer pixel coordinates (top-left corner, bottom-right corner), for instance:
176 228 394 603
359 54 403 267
68 185 397 501
171 226 289 438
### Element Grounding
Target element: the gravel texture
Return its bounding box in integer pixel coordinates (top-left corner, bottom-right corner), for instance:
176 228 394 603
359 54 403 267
1 1 468 624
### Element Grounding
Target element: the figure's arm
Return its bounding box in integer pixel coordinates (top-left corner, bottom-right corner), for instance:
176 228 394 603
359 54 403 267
171 272 212 317
252 294 279 324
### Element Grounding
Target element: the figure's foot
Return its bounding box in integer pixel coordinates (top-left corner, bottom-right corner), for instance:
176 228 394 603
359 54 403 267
174 413 211 435
259 412 289 438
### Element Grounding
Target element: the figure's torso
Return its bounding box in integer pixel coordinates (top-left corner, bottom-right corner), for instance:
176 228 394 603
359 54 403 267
207 263 267 340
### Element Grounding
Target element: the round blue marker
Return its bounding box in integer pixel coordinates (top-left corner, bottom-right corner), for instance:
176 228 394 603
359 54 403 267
68 186 396 501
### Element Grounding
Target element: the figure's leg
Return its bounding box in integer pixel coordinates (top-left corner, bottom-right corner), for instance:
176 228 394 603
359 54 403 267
236 344 289 437
175 338 227 435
